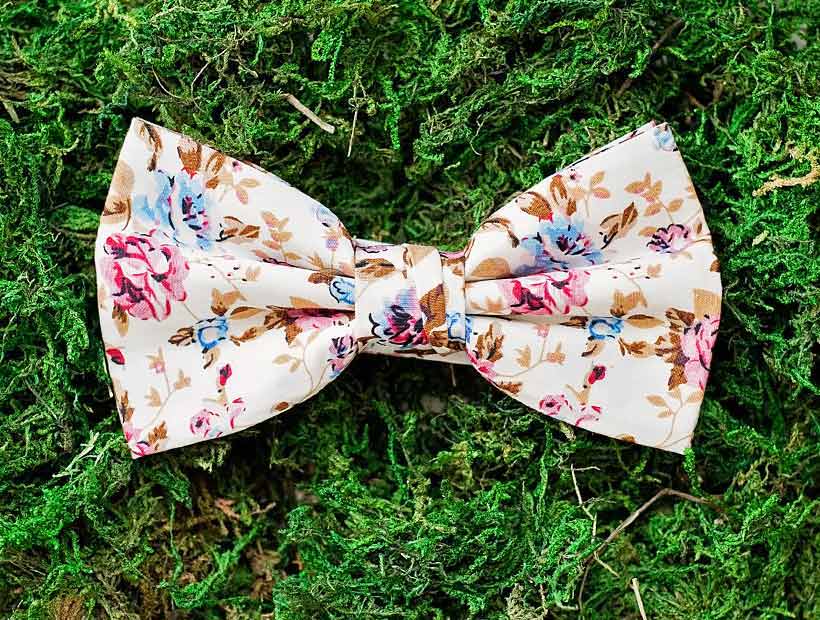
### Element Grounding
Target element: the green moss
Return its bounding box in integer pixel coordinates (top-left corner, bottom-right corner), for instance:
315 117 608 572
1 0 818 617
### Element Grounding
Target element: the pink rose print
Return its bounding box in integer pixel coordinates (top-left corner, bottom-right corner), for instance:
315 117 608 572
647 224 692 253
587 365 607 385
190 364 247 438
101 231 189 321
106 348 125 365
539 394 569 416
501 269 590 315
328 334 356 378
680 316 719 389
369 288 428 349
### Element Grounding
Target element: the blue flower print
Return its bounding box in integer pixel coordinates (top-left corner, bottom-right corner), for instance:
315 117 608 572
652 125 676 151
445 311 473 344
134 170 174 231
588 317 624 340
195 317 229 353
178 174 212 250
329 276 355 305
517 216 603 276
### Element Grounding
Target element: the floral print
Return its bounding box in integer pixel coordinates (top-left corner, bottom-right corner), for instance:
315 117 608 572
648 224 692 253
100 230 189 321
588 317 623 340
98 118 721 457
518 216 603 275
500 270 590 315
369 288 428 349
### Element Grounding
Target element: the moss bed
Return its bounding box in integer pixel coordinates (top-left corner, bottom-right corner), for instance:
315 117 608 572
1 0 818 618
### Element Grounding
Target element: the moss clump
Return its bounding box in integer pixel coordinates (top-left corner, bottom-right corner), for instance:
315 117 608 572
1 0 818 618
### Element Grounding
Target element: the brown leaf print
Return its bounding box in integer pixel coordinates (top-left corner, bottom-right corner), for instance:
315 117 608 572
626 314 664 328
102 160 135 226
137 122 163 171
307 269 339 285
147 422 167 446
178 136 202 176
611 290 645 317
211 289 243 316
469 257 513 280
475 322 505 363
113 305 129 337
117 390 134 423
168 326 195 346
548 174 577 217
599 202 638 248
356 258 397 281
515 345 532 368
477 216 520 248
666 308 695 332
494 380 523 395
419 284 446 333
519 191 553 221
219 216 260 243
230 306 264 320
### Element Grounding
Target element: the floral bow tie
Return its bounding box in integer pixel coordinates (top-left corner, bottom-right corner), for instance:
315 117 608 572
96 119 721 458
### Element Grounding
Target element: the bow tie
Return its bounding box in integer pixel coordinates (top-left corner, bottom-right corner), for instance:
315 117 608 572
96 119 721 458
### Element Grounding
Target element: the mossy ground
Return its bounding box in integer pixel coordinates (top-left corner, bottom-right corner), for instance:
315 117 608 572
1 1 819 618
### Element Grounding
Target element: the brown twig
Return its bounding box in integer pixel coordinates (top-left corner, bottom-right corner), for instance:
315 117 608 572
616 19 684 97
282 93 336 134
577 488 716 614
631 578 648 620
753 148 819 196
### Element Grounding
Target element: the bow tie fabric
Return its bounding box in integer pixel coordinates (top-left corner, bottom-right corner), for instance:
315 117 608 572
96 119 721 458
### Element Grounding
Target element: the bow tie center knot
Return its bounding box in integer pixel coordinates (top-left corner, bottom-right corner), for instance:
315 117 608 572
353 242 467 359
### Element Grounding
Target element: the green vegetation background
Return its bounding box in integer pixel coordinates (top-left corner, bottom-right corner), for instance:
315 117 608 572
1 0 818 617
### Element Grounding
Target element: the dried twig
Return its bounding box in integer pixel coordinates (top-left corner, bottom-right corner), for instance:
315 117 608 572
753 148 819 196
631 578 648 620
282 93 335 134
577 488 715 614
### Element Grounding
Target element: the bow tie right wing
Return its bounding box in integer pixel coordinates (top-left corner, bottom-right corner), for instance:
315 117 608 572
462 122 722 453
96 119 357 457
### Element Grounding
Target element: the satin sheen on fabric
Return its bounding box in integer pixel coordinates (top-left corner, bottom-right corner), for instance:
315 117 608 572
96 119 722 458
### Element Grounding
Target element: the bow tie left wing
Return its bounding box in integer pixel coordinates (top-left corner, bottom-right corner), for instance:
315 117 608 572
96 119 358 457
461 122 722 453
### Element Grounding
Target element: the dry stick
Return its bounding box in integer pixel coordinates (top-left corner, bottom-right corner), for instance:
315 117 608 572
631 578 648 620
753 149 819 196
616 19 684 97
282 93 336 134
577 488 714 614
347 84 359 157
